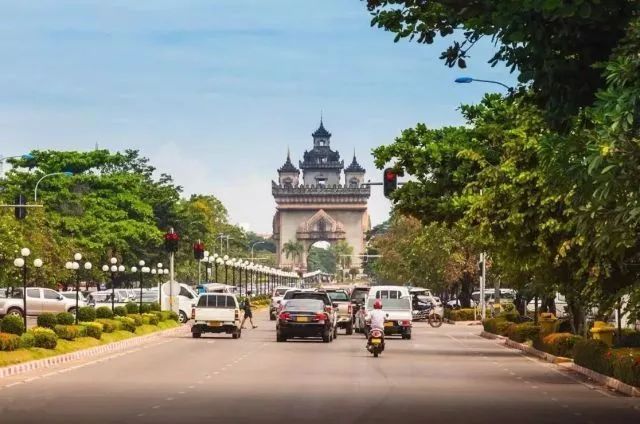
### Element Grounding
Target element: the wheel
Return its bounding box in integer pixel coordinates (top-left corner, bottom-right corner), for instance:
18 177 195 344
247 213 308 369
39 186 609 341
192 332 201 338
429 313 443 328
6 307 23 318
68 307 77 317
333 326 338 339
402 332 412 340
373 352 379 358
270 313 276 321
322 330 331 343
346 323 353 335
276 331 286 342
232 331 239 339
179 311 188 324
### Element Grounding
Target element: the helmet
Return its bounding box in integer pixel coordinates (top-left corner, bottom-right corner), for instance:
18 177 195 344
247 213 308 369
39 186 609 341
373 299 383 309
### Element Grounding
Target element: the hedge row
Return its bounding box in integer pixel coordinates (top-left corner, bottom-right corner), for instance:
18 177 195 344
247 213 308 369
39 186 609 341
0 302 175 351
573 339 640 387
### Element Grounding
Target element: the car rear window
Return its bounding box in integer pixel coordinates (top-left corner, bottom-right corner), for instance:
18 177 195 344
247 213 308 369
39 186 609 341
351 289 368 301
286 292 330 305
274 289 288 296
284 299 324 311
327 291 349 301
197 294 236 308
367 297 411 311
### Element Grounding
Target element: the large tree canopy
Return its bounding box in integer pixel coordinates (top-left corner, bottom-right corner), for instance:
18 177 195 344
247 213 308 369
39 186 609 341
364 0 635 124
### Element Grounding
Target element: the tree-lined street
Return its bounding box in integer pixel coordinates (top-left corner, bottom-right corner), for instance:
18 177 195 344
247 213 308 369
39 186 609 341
0 312 638 423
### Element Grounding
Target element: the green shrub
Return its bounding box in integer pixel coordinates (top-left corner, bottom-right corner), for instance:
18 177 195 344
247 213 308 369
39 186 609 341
127 314 143 326
539 332 583 357
617 329 640 348
149 302 161 311
115 316 136 332
573 339 613 376
96 306 114 319
502 303 516 312
125 302 139 314
507 323 541 343
449 308 477 321
96 318 119 333
168 311 179 322
37 313 58 329
0 332 20 351
114 306 127 317
482 317 506 334
77 307 96 322
611 352 640 387
154 311 166 321
19 331 35 348
142 313 159 326
1 314 25 335
54 324 82 341
56 312 74 325
140 303 152 314
81 322 103 339
30 327 58 349
496 320 514 336
498 309 520 323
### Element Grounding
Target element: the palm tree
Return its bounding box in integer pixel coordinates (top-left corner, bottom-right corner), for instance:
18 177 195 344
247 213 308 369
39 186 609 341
331 241 354 281
283 240 304 266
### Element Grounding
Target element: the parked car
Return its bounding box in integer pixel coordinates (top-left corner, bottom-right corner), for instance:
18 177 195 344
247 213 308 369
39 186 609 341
0 287 84 318
322 289 353 335
191 293 241 339
276 299 335 343
156 283 199 323
527 292 569 317
279 289 338 337
269 286 291 321
59 291 93 307
87 290 132 307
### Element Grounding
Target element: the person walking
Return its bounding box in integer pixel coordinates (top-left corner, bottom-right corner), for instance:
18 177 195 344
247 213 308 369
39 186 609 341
241 291 257 329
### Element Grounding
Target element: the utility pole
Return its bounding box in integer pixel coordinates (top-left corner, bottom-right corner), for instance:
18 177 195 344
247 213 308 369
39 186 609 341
480 252 486 320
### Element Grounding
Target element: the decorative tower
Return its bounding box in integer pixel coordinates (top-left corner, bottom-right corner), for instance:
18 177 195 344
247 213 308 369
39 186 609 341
299 119 344 186
344 150 366 188
277 149 300 188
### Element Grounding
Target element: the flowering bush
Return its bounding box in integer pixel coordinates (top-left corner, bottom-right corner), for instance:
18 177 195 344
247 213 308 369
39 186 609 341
0 332 21 351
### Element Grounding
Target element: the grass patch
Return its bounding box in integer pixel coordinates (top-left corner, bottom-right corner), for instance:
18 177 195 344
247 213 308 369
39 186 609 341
0 321 179 367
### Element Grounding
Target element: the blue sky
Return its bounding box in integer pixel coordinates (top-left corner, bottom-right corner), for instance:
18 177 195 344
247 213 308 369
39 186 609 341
0 0 517 233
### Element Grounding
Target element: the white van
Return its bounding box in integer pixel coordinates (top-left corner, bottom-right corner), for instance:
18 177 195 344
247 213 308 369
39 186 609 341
356 286 413 339
150 283 199 323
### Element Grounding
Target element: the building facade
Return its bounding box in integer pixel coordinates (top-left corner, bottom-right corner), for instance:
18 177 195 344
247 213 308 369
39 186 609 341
272 119 371 272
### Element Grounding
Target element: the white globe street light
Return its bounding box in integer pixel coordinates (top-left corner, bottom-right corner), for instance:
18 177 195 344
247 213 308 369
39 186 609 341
33 258 43 268
74 252 82 261
118 265 125 272
102 265 109 272
84 262 92 270
20 247 30 257
110 257 117 265
72 262 80 270
139 260 145 267
110 265 117 272
65 261 73 270
131 266 138 273
14 257 25 268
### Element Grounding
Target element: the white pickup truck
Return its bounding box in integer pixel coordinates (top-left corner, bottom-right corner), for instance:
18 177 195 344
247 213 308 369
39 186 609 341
191 293 241 339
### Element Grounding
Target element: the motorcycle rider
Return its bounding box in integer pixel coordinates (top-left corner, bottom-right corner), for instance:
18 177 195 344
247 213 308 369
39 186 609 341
369 299 386 332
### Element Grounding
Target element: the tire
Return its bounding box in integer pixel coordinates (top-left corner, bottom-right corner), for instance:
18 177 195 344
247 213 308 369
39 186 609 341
276 331 286 342
68 307 77 317
373 352 379 358
232 332 239 339
333 326 338 339
179 311 188 324
192 332 201 338
346 323 353 335
322 330 331 343
429 313 443 328
6 307 23 318
270 313 276 321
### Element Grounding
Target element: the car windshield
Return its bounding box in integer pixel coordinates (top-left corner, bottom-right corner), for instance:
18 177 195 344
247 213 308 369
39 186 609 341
327 291 349 301
368 297 411 311
274 289 288 296
284 299 324 311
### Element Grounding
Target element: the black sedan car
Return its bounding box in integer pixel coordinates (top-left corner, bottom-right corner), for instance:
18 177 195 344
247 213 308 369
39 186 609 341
276 299 334 343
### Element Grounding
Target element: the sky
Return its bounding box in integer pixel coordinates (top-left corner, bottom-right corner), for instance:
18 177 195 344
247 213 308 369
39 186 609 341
0 0 518 233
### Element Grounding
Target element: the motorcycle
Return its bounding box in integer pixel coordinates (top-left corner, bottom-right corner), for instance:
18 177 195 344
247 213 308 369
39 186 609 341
367 328 385 358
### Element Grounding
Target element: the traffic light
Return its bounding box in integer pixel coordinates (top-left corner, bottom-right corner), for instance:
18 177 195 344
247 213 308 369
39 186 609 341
193 240 205 260
383 168 398 198
14 194 27 220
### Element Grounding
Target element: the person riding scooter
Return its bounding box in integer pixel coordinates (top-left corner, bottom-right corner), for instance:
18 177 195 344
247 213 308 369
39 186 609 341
367 299 386 356
369 299 386 331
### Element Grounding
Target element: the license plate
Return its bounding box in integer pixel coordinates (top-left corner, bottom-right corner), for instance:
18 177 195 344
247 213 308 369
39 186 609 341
384 322 393 327
296 316 309 322
371 338 382 345
208 321 221 327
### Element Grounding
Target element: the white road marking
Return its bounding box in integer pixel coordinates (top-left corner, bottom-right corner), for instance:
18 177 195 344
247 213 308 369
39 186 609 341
152 405 160 409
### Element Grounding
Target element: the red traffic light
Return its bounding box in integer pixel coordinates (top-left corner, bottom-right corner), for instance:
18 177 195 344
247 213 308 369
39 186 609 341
384 169 396 182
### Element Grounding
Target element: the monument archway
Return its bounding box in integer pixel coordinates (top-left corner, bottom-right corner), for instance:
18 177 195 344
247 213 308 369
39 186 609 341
272 119 370 272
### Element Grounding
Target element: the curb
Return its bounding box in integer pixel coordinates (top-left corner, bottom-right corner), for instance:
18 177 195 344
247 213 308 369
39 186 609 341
0 324 188 379
445 319 482 326
480 331 639 397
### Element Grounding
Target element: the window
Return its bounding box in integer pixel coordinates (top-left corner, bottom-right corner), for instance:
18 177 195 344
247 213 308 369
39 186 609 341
349 178 359 188
376 290 400 299
197 294 236 308
179 286 194 299
43 289 60 300
327 291 349 301
27 288 40 299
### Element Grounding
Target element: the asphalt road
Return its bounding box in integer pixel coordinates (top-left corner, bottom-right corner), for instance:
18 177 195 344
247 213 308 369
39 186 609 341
1 311 639 424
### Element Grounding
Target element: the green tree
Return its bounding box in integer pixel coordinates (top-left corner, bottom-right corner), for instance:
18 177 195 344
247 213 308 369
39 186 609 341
283 240 304 266
363 0 634 125
307 246 336 274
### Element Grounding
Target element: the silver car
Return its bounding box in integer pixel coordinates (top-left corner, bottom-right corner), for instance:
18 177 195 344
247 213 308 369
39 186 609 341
0 287 83 318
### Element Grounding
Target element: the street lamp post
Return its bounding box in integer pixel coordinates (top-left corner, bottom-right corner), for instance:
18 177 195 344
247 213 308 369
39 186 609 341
101 257 124 311
134 260 150 312
251 241 267 261
65 252 92 324
454 76 511 90
223 255 230 285
13 248 43 329
34 171 73 202
0 153 33 175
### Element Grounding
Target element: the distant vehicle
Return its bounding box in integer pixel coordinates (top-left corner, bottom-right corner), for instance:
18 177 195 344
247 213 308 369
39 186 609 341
270 286 290 321
276 299 335 343
0 287 84 318
322 289 353 335
280 289 338 337
157 283 199 323
59 291 93 307
356 286 413 339
196 283 236 295
191 293 241 339
527 292 569 317
88 290 133 307
350 286 370 330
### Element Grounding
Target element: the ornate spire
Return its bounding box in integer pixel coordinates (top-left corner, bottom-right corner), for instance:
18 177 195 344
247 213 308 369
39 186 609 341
312 115 331 139
345 150 365 173
278 149 299 173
